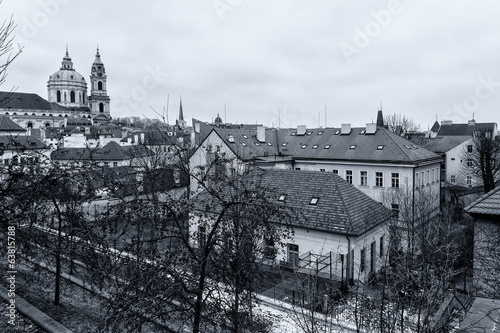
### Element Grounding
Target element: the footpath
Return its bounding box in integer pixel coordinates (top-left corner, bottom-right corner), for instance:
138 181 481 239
0 285 73 333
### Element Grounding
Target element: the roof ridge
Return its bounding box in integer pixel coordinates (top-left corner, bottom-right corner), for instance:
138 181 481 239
465 186 500 212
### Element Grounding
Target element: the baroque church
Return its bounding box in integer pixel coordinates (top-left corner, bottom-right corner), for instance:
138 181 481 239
0 47 111 129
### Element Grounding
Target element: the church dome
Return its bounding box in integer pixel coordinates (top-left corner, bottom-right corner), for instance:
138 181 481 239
47 47 88 108
214 113 223 125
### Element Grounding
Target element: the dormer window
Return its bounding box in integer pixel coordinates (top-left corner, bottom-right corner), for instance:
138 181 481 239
227 134 235 143
309 197 319 205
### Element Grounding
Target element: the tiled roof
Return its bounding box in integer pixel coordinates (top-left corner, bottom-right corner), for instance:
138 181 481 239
0 92 53 111
0 115 26 132
51 141 152 161
437 122 496 136
0 135 47 150
121 130 180 145
194 169 392 236
420 136 470 154
465 186 500 216
200 125 440 164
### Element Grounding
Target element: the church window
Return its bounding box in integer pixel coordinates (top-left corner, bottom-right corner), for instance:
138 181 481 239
99 103 104 112
45 123 51 127
57 90 61 102
27 122 33 129
79 93 82 102
70 91 75 103
64 92 67 102
98 81 103 90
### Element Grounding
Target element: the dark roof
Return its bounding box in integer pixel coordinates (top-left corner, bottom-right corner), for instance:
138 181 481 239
199 125 440 165
430 120 440 132
0 92 53 111
465 186 500 216
288 127 440 163
420 135 470 154
194 169 392 236
0 135 47 150
437 122 497 136
49 102 91 112
121 130 180 145
51 141 152 161
0 115 26 132
460 297 500 332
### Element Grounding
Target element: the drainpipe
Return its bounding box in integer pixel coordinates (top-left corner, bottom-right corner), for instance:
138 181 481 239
346 235 352 286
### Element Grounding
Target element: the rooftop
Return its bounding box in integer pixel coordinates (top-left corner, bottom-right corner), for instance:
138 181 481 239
465 186 500 216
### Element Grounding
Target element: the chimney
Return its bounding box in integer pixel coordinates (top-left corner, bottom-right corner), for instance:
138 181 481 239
257 126 265 142
194 122 201 134
297 125 306 136
441 120 453 126
366 123 377 134
341 123 351 135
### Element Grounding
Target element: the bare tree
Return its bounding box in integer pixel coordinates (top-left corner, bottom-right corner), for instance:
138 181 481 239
384 112 421 139
0 0 22 89
460 130 500 193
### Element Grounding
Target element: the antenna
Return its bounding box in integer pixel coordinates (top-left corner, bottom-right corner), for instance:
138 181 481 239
224 104 227 124
279 109 281 128
325 105 327 128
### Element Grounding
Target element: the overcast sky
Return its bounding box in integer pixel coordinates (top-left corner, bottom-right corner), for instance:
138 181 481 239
2 0 500 129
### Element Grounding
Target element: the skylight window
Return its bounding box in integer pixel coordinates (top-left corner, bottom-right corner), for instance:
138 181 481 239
291 132 296 136
349 145 357 149
282 142 288 146
254 142 260 146
404 145 411 149
278 194 287 201
312 144 319 149
267 142 272 146
377 145 384 150
411 144 419 149
325 145 331 149
242 135 248 139
301 144 307 149
227 134 235 143
360 130 366 135
309 197 319 205
306 131 313 135
317 131 323 135
241 142 247 147
334 130 340 135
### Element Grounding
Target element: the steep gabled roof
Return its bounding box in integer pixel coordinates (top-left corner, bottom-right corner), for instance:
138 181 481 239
0 115 26 133
465 186 500 216
0 135 47 150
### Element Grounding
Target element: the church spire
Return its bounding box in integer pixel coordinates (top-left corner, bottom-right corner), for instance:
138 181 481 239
179 96 184 121
61 46 74 70
176 96 187 130
376 105 384 127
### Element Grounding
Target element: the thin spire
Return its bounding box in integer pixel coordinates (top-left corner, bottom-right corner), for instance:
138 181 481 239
65 44 69 56
96 44 100 55
178 95 184 121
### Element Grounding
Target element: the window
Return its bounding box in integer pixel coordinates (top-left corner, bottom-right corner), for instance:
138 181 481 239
295 167 301 170
380 236 384 258
309 197 319 205
70 91 75 103
467 176 472 185
242 135 248 139
98 81 103 90
333 169 338 174
421 172 424 187
319 168 325 172
264 238 275 260
241 142 247 147
467 158 473 168
431 169 435 183
325 145 331 149
312 144 319 149
415 172 419 188
113 162 118 167
287 244 299 267
349 145 357 149
317 131 323 135
426 170 430 184
346 170 352 184
360 171 367 186
377 145 384 150
467 144 473 153
56 90 61 102
198 226 206 248
278 194 287 201
99 103 104 112
391 173 399 188
360 248 366 272
282 142 288 146
391 203 399 219
376 172 383 187
301 144 307 149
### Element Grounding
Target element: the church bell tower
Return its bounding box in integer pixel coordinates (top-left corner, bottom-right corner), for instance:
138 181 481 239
89 46 111 121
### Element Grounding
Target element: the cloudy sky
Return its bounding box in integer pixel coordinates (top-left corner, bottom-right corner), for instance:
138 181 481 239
1 0 500 129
